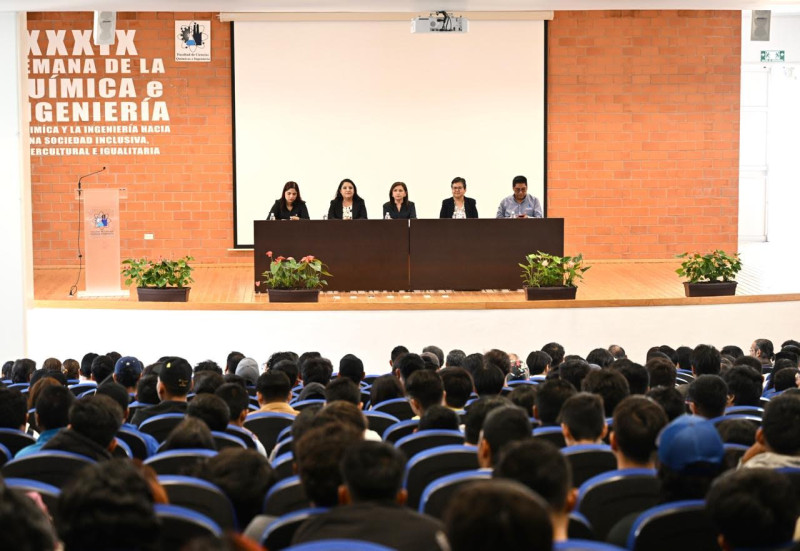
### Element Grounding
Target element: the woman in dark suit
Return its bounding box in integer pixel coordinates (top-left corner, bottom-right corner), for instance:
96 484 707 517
327 178 368 220
440 176 478 219
267 181 310 220
382 182 417 219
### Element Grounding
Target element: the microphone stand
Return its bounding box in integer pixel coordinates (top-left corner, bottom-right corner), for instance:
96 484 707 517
69 167 107 296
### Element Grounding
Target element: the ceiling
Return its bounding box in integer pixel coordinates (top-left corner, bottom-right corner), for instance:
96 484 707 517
9 0 800 12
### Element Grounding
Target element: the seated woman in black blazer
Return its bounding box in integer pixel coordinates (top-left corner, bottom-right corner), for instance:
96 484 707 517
382 182 417 219
439 176 478 219
327 178 368 220
267 181 310 220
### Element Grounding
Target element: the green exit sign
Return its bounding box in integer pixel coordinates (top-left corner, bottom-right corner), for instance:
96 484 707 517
761 50 785 62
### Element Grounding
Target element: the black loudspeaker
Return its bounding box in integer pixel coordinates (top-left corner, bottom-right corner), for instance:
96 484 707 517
751 10 771 42
93 11 116 46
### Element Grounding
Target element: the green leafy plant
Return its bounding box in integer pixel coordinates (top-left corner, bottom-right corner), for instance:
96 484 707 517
121 256 195 288
676 250 742 283
259 252 332 290
520 252 590 288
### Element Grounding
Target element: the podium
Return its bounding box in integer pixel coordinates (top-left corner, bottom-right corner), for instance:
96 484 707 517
77 188 130 298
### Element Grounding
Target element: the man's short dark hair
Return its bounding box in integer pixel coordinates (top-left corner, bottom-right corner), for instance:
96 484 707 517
193 371 224 395
295 424 363 507
484 349 511 376
462 353 484 376
80 352 98 379
440 367 473 408
581 368 630 417
95 381 130 417
526 351 551 375
162 417 215 452
707 469 798 550
512 175 528 186
482 406 532 462
313 401 367 433
56 459 159 551
761 393 800 455
341 440 405 502
716 419 757 446
691 344 721 376
720 345 744 359
11 358 36 384
390 345 409 365
70 395 124 449
774 368 799 392
508 384 537 417
423 345 445 368
369 374 403 406
610 360 649 395
774 351 798 367
325 377 361 405
445 349 466 368
418 404 460 431
226 351 245 374
542 342 565 367
0 484 56 551
395 353 424 384
645 386 686 421
687 375 728 419
645 357 677 388
559 393 605 442
215 382 250 421
187 393 231 431
406 369 444 411
586 348 614 368
613 396 668 464
338 354 364 385
90 355 114 384
464 396 511 445
722 365 762 407
136 374 159 405
35 384 74 431
271 359 299 387
733 354 763 372
195 360 223 374
494 438 571 510
301 357 333 386
753 339 775 362
267 351 298 370
535 379 577 426
256 371 292 402
473 366 505 396
560 359 591 391
0 387 28 429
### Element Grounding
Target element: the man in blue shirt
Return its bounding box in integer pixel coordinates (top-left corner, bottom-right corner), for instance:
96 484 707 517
496 175 543 218
16 384 74 458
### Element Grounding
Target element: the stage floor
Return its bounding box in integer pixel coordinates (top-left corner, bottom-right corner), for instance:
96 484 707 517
32 243 800 311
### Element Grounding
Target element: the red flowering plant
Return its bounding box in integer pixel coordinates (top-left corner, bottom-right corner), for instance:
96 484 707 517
260 251 332 290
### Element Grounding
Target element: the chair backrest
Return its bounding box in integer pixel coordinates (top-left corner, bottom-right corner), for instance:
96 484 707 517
576 468 659 540
724 405 764 417
276 425 294 443
722 443 749 472
273 452 296 481
143 449 217 476
561 444 618 487
8 382 30 391
117 427 151 460
243 412 296 455
111 437 133 458
211 431 247 450
285 540 395 551
553 540 626 550
627 499 718 551
0 442 11 467
567 512 595 541
158 475 238 532
138 413 187 442
1 451 96 488
777 467 800 504
418 469 491 519
372 398 415 421
0 428 37 456
224 425 257 449
364 411 401 437
382 419 419 443
396 430 465 461
154 503 222 549
67 382 96 396
709 414 762 428
404 444 480 510
533 426 567 448
291 399 326 411
272 436 293 460
263 474 311 516
4 477 61 512
260 507 328 550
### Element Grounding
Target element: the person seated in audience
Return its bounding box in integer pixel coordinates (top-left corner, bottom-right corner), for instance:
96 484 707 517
56 459 160 551
508 384 537 417
542 342 566 369
26 377 62 433
292 441 447 550
740 393 800 469
268 351 300 371
62 358 80 380
325 377 363 407
484 349 511 379
463 396 511 446
338 353 365 385
187 393 231 432
720 345 744 359
559 393 608 446
773 367 799 392
462 353 484 376
42 357 61 374
192 370 225 395
750 338 774 368
645 386 686 421
95 381 159 457
609 396 668 469
494 438 574 542
111 355 142 395
406 369 444 418
130 357 193 425
389 345 409 369
16 384 74 458
445 479 552 551
90 355 114 385
610 359 649 395
559 358 591 391
586 348 614 368
440 367 473 410
135 374 159 405
297 357 334 401
645 356 677 389
11 358 36 384
369 374 404 407
78 352 97 382
43 395 124 461
691 344 722 379
733 354 763 374
608 344 626 360
534 379 577 426
581 369 630 418
394 352 425 390
270 358 301 389
161 416 216 452
215 382 267 455
314 400 380 440
423 345 445 368
252 371 298 415
473 365 505 397
707 468 798 551
686 375 729 419
716 418 757 446
722 365 762 407
1 360 12 380
421 352 440 370
234 357 259 387
444 349 466 368
0 386 28 432
0 482 57 551
526 350 552 377
418 404 460 431
195 359 223 375
478 405 532 468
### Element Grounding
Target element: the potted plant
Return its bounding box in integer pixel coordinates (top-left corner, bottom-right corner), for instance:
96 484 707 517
676 250 742 297
519 252 590 300
121 255 194 302
258 251 332 302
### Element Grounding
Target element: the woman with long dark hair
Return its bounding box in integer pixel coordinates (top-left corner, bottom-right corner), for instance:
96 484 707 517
327 178 367 220
267 181 310 220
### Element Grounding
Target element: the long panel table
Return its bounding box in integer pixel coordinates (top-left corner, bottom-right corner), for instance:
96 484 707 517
253 218 564 292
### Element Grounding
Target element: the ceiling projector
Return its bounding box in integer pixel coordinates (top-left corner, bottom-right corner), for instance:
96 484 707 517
411 11 468 33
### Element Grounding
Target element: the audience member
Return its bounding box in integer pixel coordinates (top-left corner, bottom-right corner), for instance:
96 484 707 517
741 393 800 469
559 358 591 391
581 368 630 417
225 351 245 375
338 354 365 385
298 357 334 399
16 384 74 458
472 365 505 396
11 358 36 384
508 384 537 417
691 344 722 376
130 357 193 425
645 386 686 421
610 359 649 395
369 374 404 407
608 344 626 360
389 345 409 369
0 386 29 431
722 365 762 407
462 353 484 376
542 342 566 367
423 345 445 368
526 350 552 376
325 377 362 406
750 338 774 367
478 406 532 468
0 484 57 551
252 371 298 415
586 347 614 368
774 367 799 392
195 359 223 374
90 355 114 384
559 393 607 446
394 352 425 388
645 356 677 388
267 351 299 371
534 379 577 426
161 416 216 452
610 396 668 469
720 345 744 359
135 374 159 405
43 395 123 461
294 423 364 507
445 349 466 368
62 358 80 380
271 359 300 387
79 352 98 381
484 349 511 377
440 367 473 409
418 404 460 431
716 418 757 446
687 375 728 419
193 370 225 396
95 381 159 457
42 357 62 373
406 369 444 417
463 396 511 446
112 355 143 393
215 382 267 455
235 357 259 387
421 352 441 370
187 393 231 431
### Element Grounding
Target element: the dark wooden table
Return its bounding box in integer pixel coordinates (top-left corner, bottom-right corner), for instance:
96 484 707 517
253 218 564 292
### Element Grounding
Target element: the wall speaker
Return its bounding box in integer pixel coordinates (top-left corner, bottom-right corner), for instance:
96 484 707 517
751 10 771 42
93 11 116 46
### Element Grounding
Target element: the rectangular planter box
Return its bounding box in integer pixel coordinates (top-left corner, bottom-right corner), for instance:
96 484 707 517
136 287 191 302
267 289 320 303
524 286 578 301
683 281 737 297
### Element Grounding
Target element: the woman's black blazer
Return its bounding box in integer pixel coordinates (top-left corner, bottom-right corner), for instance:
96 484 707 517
439 197 478 219
328 198 368 220
267 200 310 220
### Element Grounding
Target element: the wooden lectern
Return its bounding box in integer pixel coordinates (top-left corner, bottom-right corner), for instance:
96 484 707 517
77 188 130 298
